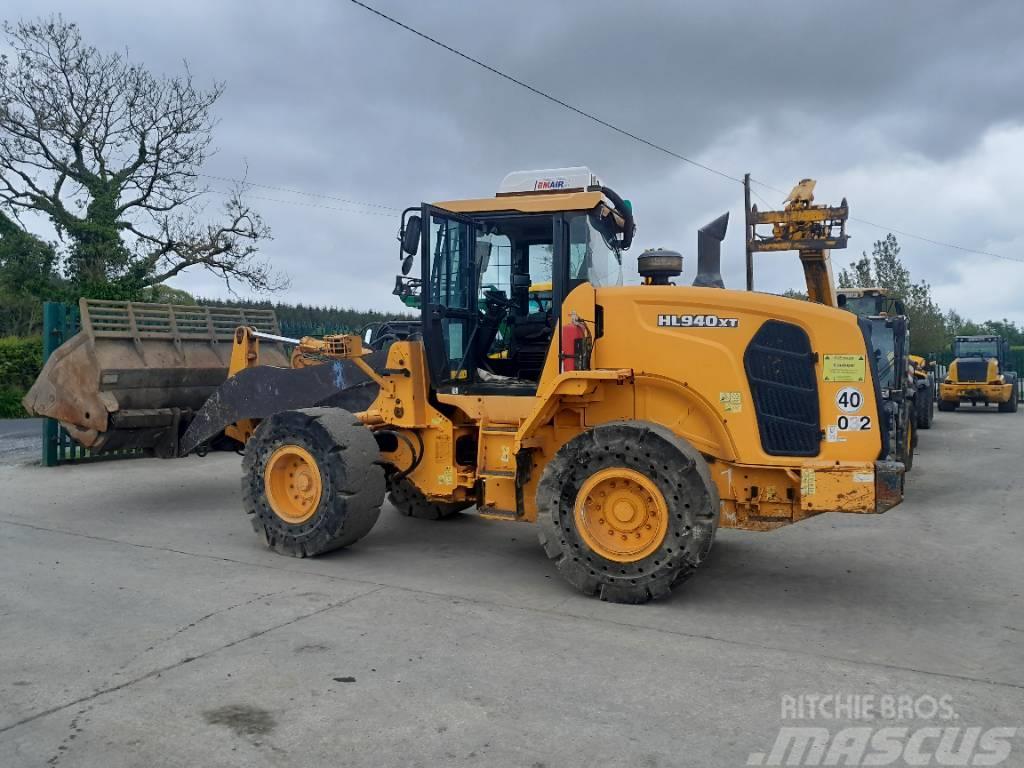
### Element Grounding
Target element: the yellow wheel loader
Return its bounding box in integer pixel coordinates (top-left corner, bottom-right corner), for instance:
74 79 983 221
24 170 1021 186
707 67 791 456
178 167 903 603
835 287 920 471
939 335 1019 412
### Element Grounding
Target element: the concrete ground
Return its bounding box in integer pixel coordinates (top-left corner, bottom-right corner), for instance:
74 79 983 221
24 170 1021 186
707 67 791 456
0 409 1022 767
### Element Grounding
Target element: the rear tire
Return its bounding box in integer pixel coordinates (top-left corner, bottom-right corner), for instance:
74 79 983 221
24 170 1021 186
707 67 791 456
388 475 472 520
242 408 384 557
536 421 719 605
902 419 914 472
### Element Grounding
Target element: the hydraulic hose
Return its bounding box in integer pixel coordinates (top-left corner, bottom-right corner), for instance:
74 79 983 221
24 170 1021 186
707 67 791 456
600 185 634 250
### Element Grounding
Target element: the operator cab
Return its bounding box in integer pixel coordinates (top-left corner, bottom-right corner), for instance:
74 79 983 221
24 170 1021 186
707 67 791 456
396 167 634 395
953 335 1006 363
836 287 905 318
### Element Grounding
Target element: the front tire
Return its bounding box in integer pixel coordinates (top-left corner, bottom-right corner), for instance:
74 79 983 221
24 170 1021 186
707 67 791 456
536 421 719 604
242 408 384 557
938 399 957 412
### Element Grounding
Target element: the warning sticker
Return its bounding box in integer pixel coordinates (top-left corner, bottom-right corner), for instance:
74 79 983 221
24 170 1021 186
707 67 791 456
823 354 866 382
719 391 742 413
801 468 817 496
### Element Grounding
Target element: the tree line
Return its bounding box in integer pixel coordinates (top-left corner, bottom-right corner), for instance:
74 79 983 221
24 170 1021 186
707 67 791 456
193 296 413 337
835 233 1023 355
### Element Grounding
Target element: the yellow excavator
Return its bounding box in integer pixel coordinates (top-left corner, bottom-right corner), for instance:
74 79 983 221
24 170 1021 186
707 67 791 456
168 167 903 603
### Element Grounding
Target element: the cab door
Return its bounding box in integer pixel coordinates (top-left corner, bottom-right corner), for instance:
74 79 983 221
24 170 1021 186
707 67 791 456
421 206 481 390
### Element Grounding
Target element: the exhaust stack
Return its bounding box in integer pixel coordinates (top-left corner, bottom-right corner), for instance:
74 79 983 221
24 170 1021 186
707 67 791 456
693 212 729 289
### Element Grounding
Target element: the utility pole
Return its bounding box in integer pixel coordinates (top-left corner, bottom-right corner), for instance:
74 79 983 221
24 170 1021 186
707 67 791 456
743 173 754 291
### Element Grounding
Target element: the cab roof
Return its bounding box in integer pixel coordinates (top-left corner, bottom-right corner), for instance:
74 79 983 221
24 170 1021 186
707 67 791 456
432 190 605 215
835 287 889 296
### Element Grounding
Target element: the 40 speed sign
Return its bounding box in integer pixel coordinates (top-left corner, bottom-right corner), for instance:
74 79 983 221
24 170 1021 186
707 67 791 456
835 386 863 413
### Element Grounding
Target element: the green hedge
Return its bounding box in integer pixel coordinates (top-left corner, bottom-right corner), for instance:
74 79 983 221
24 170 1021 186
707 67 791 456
0 336 42 418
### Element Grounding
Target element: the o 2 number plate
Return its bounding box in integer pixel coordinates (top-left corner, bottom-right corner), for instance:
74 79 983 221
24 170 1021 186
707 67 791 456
837 414 872 431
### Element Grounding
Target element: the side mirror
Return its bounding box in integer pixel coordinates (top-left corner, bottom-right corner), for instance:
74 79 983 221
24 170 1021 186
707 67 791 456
401 215 421 256
401 255 415 275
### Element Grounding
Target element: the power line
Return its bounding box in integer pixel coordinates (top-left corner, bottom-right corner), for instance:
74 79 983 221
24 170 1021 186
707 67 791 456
748 176 1024 263
748 183 784 212
748 177 789 199
345 0 743 185
208 188 398 217
346 0 1020 266
199 173 401 212
848 217 1024 264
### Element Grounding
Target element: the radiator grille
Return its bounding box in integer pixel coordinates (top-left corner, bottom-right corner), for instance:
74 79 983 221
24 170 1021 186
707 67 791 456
744 320 821 456
955 359 988 383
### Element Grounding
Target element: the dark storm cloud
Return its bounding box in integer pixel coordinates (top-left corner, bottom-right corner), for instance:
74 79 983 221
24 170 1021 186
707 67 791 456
3 0 1024 318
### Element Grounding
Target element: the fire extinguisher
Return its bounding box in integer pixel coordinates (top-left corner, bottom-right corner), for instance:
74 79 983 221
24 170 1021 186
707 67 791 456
560 312 592 372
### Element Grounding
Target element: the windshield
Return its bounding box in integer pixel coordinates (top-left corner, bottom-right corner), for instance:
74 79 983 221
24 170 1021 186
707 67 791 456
955 339 999 359
869 318 897 389
841 295 885 318
569 212 622 287
456 209 623 290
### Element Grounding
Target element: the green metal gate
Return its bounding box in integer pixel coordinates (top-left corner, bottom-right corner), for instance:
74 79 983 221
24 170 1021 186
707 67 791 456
40 301 144 466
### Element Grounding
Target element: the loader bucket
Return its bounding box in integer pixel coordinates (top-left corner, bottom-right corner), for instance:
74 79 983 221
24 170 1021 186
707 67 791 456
22 299 289 457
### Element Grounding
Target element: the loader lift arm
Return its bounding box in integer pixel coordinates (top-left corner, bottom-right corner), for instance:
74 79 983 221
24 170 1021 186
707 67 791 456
179 327 389 454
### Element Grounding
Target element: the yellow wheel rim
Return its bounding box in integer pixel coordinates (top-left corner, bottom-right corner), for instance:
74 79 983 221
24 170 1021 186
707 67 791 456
264 445 323 525
574 468 668 563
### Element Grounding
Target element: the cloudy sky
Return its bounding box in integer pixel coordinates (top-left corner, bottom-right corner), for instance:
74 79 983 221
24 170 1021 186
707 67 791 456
5 0 1024 322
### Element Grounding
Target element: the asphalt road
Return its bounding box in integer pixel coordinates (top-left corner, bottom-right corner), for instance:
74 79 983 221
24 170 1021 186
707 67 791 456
0 408 1021 767
0 419 41 465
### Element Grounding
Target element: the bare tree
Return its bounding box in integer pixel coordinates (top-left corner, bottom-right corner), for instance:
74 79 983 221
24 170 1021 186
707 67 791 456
0 16 285 295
